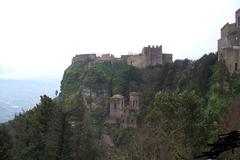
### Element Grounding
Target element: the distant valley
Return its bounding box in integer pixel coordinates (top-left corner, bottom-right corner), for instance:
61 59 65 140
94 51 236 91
0 79 60 123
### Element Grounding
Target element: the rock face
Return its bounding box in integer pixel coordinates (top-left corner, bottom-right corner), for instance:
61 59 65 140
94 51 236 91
72 45 173 69
218 8 240 74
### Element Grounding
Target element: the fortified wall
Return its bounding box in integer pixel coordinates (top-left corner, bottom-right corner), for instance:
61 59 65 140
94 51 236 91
122 45 172 68
218 8 240 74
72 45 173 68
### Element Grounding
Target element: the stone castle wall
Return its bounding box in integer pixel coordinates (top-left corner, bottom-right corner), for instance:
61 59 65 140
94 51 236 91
72 45 173 68
218 8 240 74
123 45 172 68
141 45 162 67
162 54 173 64
124 54 144 68
236 8 240 28
72 54 96 63
219 47 240 73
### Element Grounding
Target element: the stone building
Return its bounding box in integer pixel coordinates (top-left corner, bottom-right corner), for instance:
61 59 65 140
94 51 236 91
72 54 97 63
109 92 139 128
122 45 172 68
218 8 240 74
72 45 173 68
109 94 125 121
97 54 115 61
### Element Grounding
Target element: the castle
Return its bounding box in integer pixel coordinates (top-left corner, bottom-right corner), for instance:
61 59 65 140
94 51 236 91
218 8 240 74
109 92 139 128
72 45 172 68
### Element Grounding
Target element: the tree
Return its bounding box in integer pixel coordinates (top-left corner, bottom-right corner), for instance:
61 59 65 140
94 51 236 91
0 125 12 160
128 128 172 160
146 90 205 159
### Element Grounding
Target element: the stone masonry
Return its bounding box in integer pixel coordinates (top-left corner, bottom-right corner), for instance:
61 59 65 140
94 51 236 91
109 92 139 128
218 8 240 74
72 45 173 68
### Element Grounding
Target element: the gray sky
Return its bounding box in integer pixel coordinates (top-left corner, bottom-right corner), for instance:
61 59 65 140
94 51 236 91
0 0 239 79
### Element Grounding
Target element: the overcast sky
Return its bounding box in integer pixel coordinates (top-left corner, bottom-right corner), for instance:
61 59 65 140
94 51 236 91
0 0 239 79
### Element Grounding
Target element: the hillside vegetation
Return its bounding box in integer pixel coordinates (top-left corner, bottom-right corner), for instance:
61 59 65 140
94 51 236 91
2 53 240 159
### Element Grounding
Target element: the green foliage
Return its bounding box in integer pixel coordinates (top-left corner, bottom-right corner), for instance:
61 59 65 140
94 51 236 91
0 125 12 160
189 53 218 96
2 94 105 160
61 61 86 95
3 52 240 159
83 67 107 91
60 61 142 100
146 90 205 159
128 128 171 160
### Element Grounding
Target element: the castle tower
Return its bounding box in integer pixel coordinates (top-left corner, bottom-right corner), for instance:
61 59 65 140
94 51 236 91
218 8 240 74
110 95 124 120
142 45 163 67
129 92 139 110
236 8 240 28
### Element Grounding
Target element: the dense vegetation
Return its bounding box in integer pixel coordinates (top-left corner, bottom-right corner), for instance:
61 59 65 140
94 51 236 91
2 53 240 159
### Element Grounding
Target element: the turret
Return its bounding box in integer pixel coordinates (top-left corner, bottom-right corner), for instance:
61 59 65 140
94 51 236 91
110 95 124 120
129 92 139 110
236 8 240 28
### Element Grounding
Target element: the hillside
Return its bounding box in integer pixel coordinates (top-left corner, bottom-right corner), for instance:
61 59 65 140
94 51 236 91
2 53 240 159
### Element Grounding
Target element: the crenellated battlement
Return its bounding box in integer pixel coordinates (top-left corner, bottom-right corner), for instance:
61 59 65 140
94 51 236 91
72 45 173 68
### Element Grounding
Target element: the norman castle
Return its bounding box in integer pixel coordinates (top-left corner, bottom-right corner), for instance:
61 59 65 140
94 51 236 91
218 8 240 74
72 45 173 68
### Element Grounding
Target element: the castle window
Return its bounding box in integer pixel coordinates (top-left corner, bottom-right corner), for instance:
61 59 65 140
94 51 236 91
235 63 238 71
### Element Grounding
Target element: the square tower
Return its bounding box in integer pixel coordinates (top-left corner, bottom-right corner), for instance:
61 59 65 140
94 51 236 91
129 92 139 110
236 8 240 28
218 8 240 74
110 95 124 120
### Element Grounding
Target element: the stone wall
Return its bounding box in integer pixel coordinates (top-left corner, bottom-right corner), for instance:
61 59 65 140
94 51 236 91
109 95 124 121
236 8 240 28
219 23 239 50
71 45 173 68
162 54 173 64
109 92 139 128
123 45 172 68
72 54 96 63
97 54 115 61
120 108 137 128
125 54 144 68
129 92 139 110
220 47 240 73
142 45 163 67
218 8 240 74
